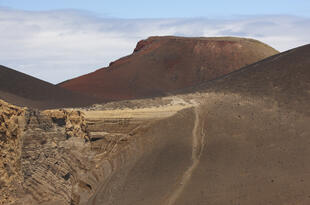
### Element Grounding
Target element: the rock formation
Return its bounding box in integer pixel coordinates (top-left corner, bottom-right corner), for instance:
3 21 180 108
0 100 25 204
0 97 197 205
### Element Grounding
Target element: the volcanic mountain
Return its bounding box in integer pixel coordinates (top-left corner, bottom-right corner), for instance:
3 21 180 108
59 36 278 101
0 65 97 109
1 41 309 205
1 43 309 205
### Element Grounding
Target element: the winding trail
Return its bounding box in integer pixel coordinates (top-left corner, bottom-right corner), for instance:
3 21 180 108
166 106 206 205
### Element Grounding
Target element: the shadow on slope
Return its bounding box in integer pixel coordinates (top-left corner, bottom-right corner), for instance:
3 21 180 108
0 65 98 109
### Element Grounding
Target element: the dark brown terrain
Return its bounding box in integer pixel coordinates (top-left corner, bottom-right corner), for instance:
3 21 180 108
59 36 278 101
0 65 97 109
0 41 309 205
199 44 310 114
80 44 310 205
167 44 310 205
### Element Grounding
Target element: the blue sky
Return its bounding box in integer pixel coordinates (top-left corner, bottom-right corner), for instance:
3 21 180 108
0 1 309 83
0 0 310 18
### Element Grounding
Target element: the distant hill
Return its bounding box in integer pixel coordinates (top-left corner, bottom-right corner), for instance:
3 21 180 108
0 65 97 109
59 36 279 101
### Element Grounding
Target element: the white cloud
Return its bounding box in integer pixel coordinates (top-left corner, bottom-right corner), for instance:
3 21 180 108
0 8 309 83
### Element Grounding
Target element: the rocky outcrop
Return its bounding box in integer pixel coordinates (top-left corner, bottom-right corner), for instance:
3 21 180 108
133 39 151 52
20 109 92 204
0 103 93 205
0 97 194 205
0 100 26 205
42 109 89 141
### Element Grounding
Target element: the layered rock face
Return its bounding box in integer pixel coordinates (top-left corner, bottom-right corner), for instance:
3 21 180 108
0 102 94 204
21 109 89 204
0 100 25 204
0 97 196 205
59 36 278 101
0 103 91 205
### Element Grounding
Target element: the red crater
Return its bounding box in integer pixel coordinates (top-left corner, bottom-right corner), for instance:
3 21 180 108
59 36 279 101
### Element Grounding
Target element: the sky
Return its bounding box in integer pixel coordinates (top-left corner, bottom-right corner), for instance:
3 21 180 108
0 1 309 83
1 0 310 18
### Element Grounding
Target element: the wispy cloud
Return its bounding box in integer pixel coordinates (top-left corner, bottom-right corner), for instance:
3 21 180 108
0 8 309 83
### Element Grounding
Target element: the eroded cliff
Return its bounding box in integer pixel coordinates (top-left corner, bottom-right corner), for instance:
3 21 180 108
0 96 197 205
0 100 25 204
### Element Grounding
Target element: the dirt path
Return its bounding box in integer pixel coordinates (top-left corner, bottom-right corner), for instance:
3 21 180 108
166 106 205 205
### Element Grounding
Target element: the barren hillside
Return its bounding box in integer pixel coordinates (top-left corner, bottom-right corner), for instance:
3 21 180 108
0 65 97 109
1 44 309 205
59 36 278 101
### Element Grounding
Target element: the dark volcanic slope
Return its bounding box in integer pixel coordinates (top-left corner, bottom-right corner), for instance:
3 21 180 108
59 36 278 101
0 65 97 109
173 44 310 205
89 44 310 205
199 43 310 114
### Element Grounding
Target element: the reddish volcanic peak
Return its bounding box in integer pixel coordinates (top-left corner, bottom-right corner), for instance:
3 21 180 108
59 36 279 101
